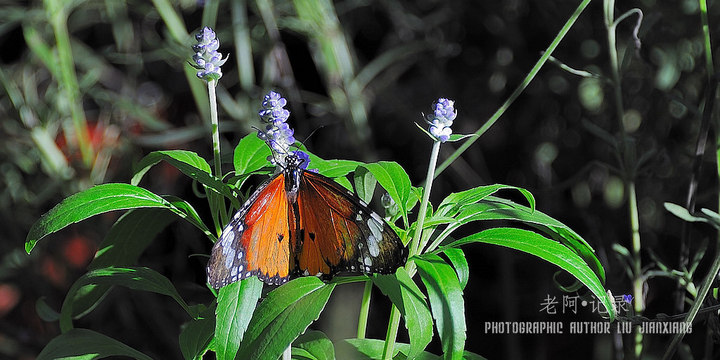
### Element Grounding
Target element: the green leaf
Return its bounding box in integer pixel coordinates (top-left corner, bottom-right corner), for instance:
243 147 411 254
533 224 605 284
443 228 614 320
353 166 377 204
214 278 263 360
26 183 175 253
446 134 478 142
37 328 152 360
164 195 215 240
292 347 320 360
665 202 710 224
315 159 363 179
332 176 354 192
338 338 486 360
443 248 469 290
360 162 411 220
131 150 240 208
293 330 335 360
406 186 422 215
373 268 433 359
436 184 534 218
237 277 335 360
415 254 466 360
132 149 210 181
338 338 440 360
180 304 216 360
70 208 176 320
444 196 604 283
36 297 60 322
60 267 192 332
90 208 176 270
234 134 272 176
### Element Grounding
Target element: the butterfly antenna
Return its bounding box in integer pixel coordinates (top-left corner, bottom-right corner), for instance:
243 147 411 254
296 125 326 150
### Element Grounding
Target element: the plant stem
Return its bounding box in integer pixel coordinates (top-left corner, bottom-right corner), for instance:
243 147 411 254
628 181 644 357
208 80 228 232
434 0 591 178
44 0 93 168
357 280 373 339
383 138 441 358
604 0 644 357
381 306 402 360
209 81 222 177
662 1 718 358
412 140 441 257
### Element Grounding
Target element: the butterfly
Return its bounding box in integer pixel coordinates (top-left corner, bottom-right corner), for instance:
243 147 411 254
206 151 408 288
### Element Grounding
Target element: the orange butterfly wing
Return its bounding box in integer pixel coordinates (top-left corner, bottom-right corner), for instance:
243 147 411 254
289 170 407 278
207 165 407 288
207 174 292 288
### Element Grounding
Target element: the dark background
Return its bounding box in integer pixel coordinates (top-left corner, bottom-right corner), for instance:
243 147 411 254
0 0 718 358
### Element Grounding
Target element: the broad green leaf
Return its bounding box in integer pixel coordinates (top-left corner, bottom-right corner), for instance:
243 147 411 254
435 184 534 218
443 196 604 282
360 162 411 220
415 254 466 360
70 208 175 320
37 328 151 360
293 347 321 360
234 134 272 176
300 148 361 177
237 277 335 360
333 176 354 192
420 216 458 228
373 268 433 359
131 150 240 208
214 278 263 360
26 183 175 253
315 159 363 178
533 225 604 283
132 149 211 181
353 166 377 204
443 248 469 290
406 186 422 214
338 338 439 360
180 304 216 360
60 267 192 332
90 208 176 270
293 330 335 360
338 338 487 360
442 228 614 320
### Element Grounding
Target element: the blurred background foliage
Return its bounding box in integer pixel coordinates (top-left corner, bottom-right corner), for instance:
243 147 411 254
1 0 719 358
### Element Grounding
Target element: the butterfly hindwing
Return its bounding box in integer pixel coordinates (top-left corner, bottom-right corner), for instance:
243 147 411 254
291 170 407 278
206 174 291 288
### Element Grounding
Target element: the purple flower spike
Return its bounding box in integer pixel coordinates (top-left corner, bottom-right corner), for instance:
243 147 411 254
258 91 298 166
192 27 228 81
426 98 457 143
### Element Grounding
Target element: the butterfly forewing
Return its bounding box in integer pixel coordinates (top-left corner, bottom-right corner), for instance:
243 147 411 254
292 170 407 277
206 174 291 288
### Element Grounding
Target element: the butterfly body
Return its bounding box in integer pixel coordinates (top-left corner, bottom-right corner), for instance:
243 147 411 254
207 154 407 288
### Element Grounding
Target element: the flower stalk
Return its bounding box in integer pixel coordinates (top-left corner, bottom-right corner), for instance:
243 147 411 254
382 98 456 360
192 26 229 232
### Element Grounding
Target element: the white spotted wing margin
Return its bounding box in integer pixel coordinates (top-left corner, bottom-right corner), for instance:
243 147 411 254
206 172 291 289
291 170 408 279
